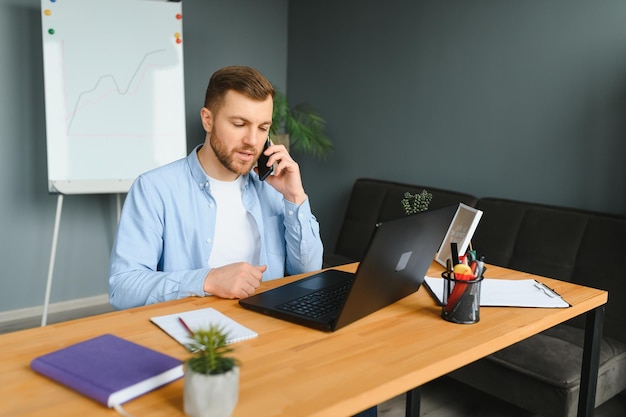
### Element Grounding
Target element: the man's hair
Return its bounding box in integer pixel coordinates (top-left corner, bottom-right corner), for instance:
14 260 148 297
204 66 275 113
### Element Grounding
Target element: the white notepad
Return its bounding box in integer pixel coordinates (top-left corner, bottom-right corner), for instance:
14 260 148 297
151 307 258 349
424 276 570 308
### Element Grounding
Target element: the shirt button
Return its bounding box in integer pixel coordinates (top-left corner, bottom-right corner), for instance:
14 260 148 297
209 203 215 208
206 238 211 244
288 210 294 216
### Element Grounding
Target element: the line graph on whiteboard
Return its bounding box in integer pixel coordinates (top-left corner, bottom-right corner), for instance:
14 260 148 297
65 48 169 136
41 0 187 194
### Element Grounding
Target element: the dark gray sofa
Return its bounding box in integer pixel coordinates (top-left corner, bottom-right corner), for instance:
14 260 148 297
325 178 626 417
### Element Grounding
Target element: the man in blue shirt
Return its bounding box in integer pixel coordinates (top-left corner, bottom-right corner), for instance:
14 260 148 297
109 66 324 310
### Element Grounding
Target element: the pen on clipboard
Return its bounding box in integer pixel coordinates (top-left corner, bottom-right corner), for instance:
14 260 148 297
178 316 195 336
533 281 557 298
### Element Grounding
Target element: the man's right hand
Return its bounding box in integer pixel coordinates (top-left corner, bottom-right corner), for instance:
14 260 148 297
203 262 266 299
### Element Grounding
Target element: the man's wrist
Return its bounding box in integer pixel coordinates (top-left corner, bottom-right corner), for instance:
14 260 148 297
285 191 307 205
202 269 214 294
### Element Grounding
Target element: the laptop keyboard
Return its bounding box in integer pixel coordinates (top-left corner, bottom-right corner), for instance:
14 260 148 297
277 281 352 319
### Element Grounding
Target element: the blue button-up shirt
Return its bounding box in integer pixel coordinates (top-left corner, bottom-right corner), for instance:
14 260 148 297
109 145 324 309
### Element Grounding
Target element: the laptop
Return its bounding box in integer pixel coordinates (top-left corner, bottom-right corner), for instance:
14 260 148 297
239 204 457 332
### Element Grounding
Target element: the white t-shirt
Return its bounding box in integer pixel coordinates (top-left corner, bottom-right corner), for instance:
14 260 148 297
207 176 260 268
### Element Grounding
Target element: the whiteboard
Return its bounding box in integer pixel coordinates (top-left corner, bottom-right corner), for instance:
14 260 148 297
40 0 187 194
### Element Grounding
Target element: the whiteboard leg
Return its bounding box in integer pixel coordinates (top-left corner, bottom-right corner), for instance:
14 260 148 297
116 193 121 224
42 194 64 327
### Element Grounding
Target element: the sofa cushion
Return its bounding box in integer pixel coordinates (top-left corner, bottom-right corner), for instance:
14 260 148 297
328 178 478 266
450 325 626 417
473 198 588 281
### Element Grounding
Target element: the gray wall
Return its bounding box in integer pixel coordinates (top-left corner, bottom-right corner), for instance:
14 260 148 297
0 0 288 313
3 0 626 315
287 1 626 253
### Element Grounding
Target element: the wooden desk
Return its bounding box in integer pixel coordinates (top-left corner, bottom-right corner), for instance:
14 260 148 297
0 263 607 417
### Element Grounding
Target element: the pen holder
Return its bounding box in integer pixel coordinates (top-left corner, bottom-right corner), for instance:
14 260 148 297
441 271 483 324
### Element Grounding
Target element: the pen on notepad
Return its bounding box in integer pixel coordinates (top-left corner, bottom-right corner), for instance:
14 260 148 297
178 317 195 336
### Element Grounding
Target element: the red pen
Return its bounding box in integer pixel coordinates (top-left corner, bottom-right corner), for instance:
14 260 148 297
178 317 194 336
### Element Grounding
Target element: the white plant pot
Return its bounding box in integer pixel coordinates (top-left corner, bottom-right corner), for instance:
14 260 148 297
184 366 239 417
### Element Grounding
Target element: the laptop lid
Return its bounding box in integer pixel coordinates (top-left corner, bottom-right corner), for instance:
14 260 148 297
333 204 456 329
239 205 457 331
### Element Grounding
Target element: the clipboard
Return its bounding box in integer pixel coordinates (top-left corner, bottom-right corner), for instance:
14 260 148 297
424 276 570 308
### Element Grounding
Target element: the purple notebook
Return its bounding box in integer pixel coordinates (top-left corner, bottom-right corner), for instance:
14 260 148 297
31 334 183 407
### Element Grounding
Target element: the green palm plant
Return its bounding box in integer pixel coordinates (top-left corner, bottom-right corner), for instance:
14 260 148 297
271 90 333 158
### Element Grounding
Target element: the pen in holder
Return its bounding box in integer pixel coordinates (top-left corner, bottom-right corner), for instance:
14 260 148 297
441 269 483 324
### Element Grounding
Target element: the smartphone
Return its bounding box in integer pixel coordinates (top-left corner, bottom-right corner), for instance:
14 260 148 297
257 137 274 181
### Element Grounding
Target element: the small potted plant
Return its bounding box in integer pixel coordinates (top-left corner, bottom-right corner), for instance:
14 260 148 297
184 325 240 417
271 89 334 158
401 190 432 215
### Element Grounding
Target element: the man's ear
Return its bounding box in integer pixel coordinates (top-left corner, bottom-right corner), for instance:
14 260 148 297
200 107 213 133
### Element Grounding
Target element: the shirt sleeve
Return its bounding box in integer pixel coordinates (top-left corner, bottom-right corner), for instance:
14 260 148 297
108 176 208 310
282 198 324 275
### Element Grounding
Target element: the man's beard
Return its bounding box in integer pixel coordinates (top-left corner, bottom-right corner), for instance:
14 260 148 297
209 131 258 175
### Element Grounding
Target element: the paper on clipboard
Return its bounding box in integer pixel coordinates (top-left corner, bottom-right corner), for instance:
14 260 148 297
424 276 570 308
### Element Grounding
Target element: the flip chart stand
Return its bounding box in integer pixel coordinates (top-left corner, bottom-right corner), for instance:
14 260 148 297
41 194 122 326
42 195 64 326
